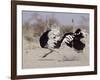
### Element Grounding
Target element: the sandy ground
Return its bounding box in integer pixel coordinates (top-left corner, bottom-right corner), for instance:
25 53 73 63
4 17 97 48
22 36 89 69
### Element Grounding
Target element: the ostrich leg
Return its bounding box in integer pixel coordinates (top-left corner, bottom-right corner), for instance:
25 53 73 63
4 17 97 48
42 49 54 58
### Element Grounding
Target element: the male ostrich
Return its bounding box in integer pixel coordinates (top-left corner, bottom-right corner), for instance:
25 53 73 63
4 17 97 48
39 28 85 58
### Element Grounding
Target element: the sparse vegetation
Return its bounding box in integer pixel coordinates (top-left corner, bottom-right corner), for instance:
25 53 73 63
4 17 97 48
22 12 89 43
61 25 73 34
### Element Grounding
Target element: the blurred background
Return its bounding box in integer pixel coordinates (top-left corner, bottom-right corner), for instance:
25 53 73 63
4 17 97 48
22 11 89 42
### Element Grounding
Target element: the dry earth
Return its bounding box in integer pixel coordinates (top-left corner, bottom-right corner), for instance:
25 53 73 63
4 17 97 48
22 36 89 69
